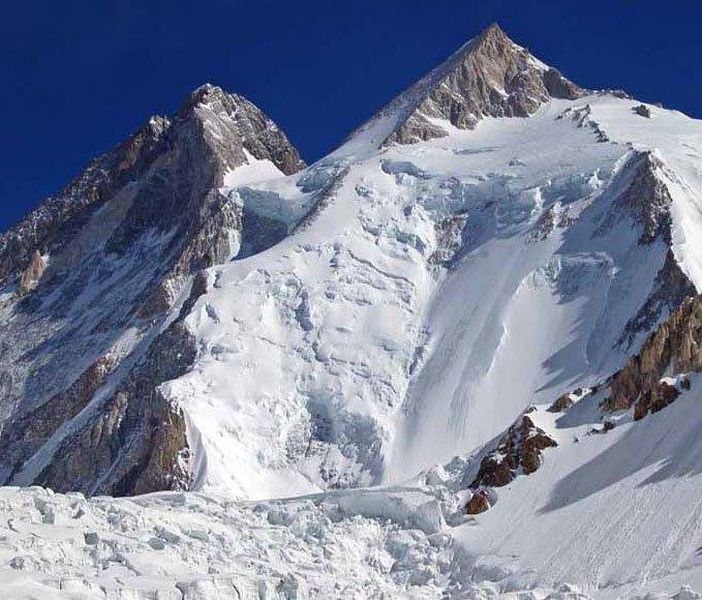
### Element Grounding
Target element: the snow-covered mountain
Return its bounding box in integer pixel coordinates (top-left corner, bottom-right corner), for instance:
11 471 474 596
0 84 304 495
2 22 702 599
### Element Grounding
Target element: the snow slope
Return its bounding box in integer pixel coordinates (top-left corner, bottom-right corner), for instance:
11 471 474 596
586 99 702 285
448 382 702 592
168 93 702 500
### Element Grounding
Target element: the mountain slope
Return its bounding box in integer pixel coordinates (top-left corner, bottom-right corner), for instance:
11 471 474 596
429 292 702 591
0 84 305 495
168 93 702 498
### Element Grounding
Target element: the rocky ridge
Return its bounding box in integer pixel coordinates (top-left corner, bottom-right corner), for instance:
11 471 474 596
356 23 583 147
0 115 171 287
0 85 305 494
605 294 702 415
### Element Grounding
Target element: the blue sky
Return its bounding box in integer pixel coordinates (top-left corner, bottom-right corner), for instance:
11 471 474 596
1 0 700 229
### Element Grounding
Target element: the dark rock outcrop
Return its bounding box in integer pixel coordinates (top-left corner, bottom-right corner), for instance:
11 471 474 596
589 420 616 435
594 151 695 350
472 413 557 489
618 250 696 349
465 489 491 514
604 295 702 413
633 381 679 420
104 84 304 303
547 392 576 413
633 104 652 118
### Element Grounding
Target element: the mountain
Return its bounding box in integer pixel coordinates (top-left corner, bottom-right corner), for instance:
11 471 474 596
0 84 304 495
351 22 583 147
2 23 702 599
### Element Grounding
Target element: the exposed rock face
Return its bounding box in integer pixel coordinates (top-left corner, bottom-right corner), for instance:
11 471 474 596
0 353 120 484
547 392 576 413
633 380 680 420
0 116 170 287
0 268 211 495
471 413 558 489
619 250 696 349
595 151 674 246
18 250 46 294
32 319 196 496
0 85 304 496
605 295 702 413
465 489 491 514
530 206 557 242
103 83 305 303
633 104 652 118
371 23 583 146
589 420 615 435
619 152 674 245
2 84 304 295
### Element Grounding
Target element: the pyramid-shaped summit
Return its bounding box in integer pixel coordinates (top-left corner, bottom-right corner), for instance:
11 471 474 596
370 23 584 146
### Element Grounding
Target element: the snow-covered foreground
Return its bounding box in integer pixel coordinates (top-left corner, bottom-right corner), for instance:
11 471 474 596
4 380 702 598
0 485 457 599
0 484 545 599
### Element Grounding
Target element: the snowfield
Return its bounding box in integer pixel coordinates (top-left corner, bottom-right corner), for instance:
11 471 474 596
4 375 702 599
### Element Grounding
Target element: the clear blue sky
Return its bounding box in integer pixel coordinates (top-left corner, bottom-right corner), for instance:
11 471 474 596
1 0 700 230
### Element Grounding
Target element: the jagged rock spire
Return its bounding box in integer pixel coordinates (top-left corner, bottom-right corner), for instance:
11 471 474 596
178 83 305 176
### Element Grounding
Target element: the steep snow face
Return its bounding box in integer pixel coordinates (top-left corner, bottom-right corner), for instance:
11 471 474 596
169 93 702 500
444 376 702 592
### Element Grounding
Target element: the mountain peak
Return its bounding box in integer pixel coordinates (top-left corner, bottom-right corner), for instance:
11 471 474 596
181 82 231 113
437 22 517 70
175 83 305 176
474 21 510 44
353 23 583 148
